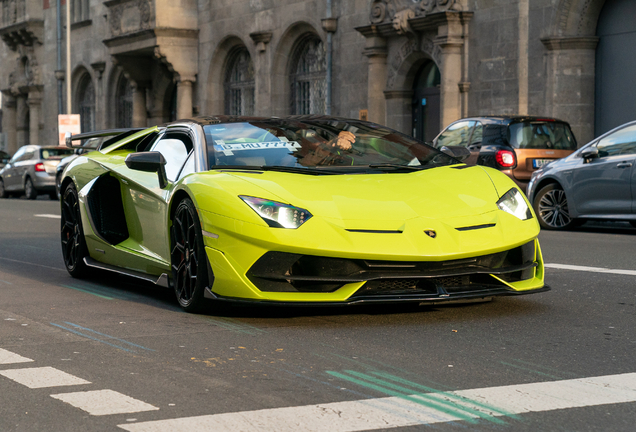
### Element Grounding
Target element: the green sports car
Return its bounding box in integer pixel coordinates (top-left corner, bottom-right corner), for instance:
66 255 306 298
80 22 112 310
60 116 548 312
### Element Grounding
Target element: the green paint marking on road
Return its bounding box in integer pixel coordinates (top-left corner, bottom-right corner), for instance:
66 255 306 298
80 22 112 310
500 361 563 380
371 371 519 420
342 370 507 425
200 317 265 336
61 284 114 300
326 371 479 424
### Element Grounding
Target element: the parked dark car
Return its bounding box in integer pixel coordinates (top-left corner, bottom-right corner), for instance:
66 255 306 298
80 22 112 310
432 116 578 193
0 145 74 199
527 120 636 230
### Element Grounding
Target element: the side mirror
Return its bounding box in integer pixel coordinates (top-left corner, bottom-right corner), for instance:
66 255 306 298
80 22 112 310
580 147 599 162
440 145 471 162
125 151 168 189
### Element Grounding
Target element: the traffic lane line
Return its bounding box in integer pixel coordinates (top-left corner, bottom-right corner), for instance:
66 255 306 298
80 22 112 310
545 263 636 276
51 389 160 416
0 366 91 388
118 372 636 432
33 214 61 219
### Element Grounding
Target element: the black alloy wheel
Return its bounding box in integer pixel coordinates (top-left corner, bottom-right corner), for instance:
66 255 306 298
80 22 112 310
61 183 88 277
533 184 575 230
171 198 208 312
0 179 6 198
24 177 37 200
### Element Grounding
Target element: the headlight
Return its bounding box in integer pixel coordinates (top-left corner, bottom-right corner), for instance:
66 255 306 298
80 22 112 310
240 196 312 228
497 188 533 221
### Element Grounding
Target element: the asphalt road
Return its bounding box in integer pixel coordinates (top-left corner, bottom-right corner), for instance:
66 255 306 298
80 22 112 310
1 197 635 431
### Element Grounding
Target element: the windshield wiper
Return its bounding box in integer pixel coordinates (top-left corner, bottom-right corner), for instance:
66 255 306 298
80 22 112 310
366 163 424 171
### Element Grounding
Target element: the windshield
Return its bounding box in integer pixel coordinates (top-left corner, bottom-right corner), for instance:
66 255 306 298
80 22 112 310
508 121 577 150
204 119 456 173
40 148 74 160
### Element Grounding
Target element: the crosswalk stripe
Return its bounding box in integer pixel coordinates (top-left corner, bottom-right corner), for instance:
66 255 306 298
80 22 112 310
117 373 636 432
0 366 91 388
0 348 34 365
51 389 160 416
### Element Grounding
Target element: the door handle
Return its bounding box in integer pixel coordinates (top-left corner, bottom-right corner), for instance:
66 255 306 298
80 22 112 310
616 162 633 168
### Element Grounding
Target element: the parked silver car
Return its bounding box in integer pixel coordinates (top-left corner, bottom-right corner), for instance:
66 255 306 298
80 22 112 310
527 120 636 230
0 145 74 200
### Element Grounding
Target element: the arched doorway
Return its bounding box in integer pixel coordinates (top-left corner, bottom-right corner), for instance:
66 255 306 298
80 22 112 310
411 61 440 142
595 0 636 136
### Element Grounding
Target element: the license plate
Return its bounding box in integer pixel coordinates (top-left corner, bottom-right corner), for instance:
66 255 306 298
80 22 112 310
532 159 552 168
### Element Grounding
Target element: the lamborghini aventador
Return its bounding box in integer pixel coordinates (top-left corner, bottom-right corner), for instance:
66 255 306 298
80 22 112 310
60 116 548 312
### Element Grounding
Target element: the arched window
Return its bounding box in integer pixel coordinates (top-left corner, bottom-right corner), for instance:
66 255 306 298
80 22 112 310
290 35 326 115
224 47 255 116
78 74 95 132
116 75 133 128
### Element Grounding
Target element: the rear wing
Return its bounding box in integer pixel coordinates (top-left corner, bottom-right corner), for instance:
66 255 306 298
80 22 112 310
64 128 144 150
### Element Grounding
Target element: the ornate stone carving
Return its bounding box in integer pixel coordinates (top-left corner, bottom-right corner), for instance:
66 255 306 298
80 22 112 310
107 0 154 37
369 0 463 31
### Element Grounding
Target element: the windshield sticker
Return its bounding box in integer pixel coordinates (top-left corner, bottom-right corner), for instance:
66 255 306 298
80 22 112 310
214 141 301 155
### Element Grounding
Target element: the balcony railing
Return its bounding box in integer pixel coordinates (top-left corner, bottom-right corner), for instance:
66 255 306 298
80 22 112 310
1 0 26 28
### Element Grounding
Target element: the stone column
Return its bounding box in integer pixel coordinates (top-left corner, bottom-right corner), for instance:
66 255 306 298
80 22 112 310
176 78 194 119
16 96 28 148
541 37 598 146
27 91 42 146
2 94 18 154
131 81 148 128
435 16 464 130
363 34 388 125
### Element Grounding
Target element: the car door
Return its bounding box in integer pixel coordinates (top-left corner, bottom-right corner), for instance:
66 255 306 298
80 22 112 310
115 130 194 264
570 124 636 216
2 147 25 190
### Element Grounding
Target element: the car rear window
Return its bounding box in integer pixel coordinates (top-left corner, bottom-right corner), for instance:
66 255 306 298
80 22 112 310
508 121 577 150
40 148 74 160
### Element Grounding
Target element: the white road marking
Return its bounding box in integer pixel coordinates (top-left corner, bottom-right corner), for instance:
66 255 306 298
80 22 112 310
118 373 636 432
33 214 61 219
545 263 636 276
51 390 160 416
0 366 90 388
0 348 34 365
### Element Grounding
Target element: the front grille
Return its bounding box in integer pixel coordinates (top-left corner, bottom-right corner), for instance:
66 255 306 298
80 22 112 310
246 241 537 294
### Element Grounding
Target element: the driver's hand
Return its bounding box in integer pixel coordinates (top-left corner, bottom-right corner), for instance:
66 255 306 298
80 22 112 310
332 131 356 151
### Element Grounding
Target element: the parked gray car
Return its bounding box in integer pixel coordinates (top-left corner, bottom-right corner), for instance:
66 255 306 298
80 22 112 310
0 145 74 200
527 120 636 230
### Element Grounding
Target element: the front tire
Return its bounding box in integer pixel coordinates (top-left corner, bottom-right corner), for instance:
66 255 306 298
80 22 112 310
61 182 89 277
0 179 7 198
533 184 576 230
24 177 37 200
171 198 208 312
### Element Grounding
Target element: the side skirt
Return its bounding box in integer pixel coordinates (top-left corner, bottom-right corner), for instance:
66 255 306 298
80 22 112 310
83 257 170 288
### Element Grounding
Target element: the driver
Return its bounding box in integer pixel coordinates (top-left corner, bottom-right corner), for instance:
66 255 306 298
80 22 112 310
298 131 358 166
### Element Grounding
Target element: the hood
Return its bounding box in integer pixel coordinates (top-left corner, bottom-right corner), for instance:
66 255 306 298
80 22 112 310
218 165 500 230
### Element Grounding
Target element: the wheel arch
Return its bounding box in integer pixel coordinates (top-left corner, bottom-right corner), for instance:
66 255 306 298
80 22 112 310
531 178 562 203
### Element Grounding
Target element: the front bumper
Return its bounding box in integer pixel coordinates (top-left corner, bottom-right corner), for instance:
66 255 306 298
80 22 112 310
203 238 547 305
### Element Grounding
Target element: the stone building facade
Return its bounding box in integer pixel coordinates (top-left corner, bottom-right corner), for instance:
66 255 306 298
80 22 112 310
0 0 633 156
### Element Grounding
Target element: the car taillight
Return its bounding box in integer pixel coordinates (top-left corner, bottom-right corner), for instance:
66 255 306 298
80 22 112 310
496 150 516 168
35 163 46 172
